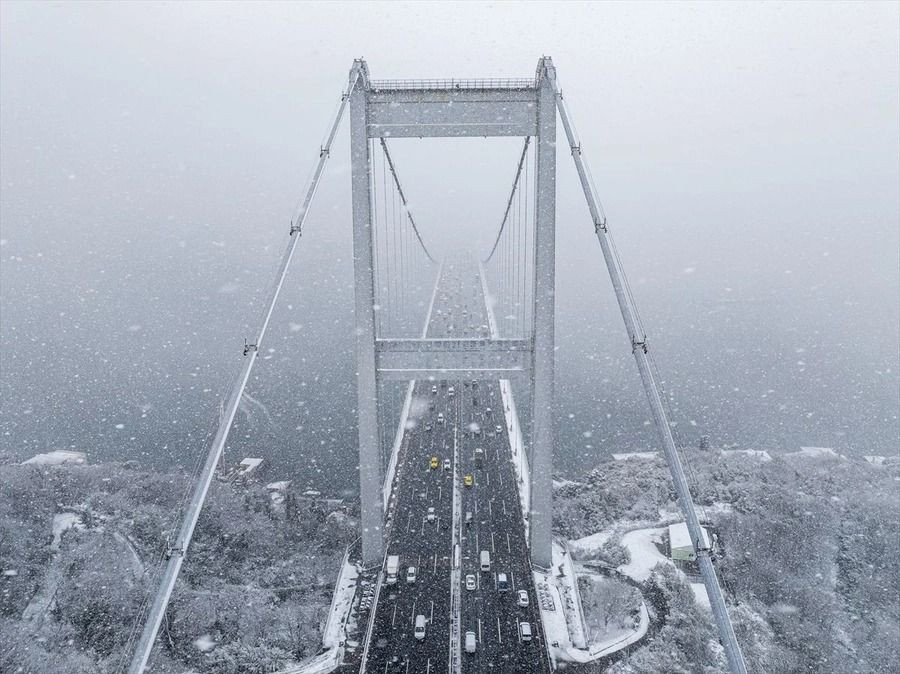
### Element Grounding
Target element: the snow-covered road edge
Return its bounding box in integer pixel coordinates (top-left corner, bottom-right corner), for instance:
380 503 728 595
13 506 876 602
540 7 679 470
477 260 531 530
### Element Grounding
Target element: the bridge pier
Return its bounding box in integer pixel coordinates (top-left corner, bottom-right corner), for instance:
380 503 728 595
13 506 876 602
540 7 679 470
529 57 557 569
349 59 385 567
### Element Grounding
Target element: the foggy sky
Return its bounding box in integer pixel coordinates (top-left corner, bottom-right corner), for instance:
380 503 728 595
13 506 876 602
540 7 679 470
1 1 898 489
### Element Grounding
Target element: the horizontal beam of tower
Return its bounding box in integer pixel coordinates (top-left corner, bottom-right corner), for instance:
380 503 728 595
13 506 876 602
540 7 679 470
375 337 531 380
366 86 538 138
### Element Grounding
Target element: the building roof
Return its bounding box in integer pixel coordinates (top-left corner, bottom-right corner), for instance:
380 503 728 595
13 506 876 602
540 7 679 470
668 521 710 551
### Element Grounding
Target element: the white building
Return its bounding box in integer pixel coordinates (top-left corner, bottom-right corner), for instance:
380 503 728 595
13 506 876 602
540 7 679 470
668 521 710 562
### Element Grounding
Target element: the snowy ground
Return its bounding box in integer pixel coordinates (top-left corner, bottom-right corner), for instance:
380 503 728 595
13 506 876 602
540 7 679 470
276 552 360 674
615 526 710 608
537 538 650 665
720 449 772 461
611 451 658 461
22 450 87 466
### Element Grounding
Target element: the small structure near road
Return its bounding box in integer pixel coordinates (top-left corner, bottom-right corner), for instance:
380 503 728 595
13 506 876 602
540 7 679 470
667 522 710 562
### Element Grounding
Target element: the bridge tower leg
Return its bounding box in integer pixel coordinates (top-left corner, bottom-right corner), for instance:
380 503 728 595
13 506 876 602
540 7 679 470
349 60 384 567
529 57 557 569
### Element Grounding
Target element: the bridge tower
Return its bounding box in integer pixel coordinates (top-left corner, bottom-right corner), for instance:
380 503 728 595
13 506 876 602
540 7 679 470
351 58 558 568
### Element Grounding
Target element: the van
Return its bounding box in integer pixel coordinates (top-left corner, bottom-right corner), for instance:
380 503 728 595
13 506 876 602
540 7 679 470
519 621 532 642
480 550 490 572
465 631 477 654
498 572 509 591
414 614 426 640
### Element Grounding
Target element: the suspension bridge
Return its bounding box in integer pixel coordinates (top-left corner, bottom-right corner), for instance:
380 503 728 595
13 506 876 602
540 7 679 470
121 57 748 674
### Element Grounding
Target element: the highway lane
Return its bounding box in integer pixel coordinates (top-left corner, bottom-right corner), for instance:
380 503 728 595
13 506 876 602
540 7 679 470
364 261 466 673
362 257 550 673
457 264 550 673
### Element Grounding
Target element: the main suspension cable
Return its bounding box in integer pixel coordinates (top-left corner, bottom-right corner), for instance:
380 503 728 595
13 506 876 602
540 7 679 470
379 138 437 264
483 136 532 265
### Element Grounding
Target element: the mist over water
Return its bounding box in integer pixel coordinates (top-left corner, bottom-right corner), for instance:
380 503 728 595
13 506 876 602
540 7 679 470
1 2 897 497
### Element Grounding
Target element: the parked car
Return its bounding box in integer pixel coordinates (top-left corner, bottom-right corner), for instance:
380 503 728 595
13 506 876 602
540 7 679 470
427 507 436 522
517 590 529 607
465 574 476 591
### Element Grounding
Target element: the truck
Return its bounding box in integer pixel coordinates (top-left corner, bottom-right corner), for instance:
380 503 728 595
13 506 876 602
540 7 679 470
386 555 400 584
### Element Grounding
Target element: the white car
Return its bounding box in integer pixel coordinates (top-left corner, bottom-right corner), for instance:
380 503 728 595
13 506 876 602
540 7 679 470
443 458 451 471
465 574 476 591
407 566 417 584
517 590 529 607
495 424 503 434
427 507 436 522
431 385 438 395
519 621 532 642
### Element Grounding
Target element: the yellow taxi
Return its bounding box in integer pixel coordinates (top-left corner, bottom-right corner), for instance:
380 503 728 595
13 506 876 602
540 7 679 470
430 456 439 469
463 474 474 487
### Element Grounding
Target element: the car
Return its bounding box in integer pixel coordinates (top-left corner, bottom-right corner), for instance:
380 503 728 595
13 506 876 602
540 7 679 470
465 511 473 526
407 566 417 584
474 447 484 467
463 474 473 487
519 621 532 642
425 423 433 432
448 386 455 397
465 574 476 591
437 412 445 425
465 630 477 654
497 572 509 591
495 424 503 434
517 590 529 607
427 507 436 522
415 614 427 640
485 407 492 417
430 456 439 469
431 385 438 395
443 458 451 471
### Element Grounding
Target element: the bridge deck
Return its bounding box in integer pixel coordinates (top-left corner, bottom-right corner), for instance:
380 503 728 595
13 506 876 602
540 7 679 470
361 257 551 674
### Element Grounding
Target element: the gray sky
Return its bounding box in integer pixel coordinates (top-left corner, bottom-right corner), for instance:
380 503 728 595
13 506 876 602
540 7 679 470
1 1 898 479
